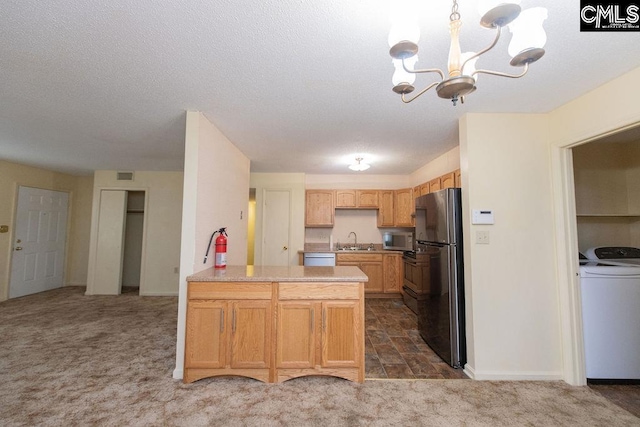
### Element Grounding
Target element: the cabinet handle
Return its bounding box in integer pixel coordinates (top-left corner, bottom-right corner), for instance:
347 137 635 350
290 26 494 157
232 308 236 333
220 308 224 333
310 308 314 332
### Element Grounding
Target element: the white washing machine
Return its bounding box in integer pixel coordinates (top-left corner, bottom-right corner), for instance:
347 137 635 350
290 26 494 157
580 247 640 380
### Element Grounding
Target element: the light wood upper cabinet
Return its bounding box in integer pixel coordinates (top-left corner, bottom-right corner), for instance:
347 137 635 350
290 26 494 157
413 185 421 198
394 188 414 227
305 190 334 227
420 182 430 195
356 190 379 208
428 177 442 192
335 190 357 208
383 253 402 293
335 189 379 208
377 190 395 227
441 172 455 189
454 169 461 188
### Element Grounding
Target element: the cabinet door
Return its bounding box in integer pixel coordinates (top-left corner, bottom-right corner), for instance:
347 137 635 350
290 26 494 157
441 172 455 189
394 188 414 227
359 262 384 293
276 302 316 369
377 191 395 227
429 178 441 192
454 169 461 188
383 254 402 293
420 182 430 195
321 301 361 368
356 190 379 208
335 190 357 208
413 186 421 198
305 190 334 227
230 300 272 369
185 301 226 369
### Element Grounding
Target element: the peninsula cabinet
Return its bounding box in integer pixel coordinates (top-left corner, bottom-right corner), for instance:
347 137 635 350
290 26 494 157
184 266 366 384
184 282 273 383
305 190 334 227
277 282 363 382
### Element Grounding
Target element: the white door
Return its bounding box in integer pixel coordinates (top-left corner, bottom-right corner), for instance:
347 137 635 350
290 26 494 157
93 190 127 295
262 189 291 266
9 186 69 298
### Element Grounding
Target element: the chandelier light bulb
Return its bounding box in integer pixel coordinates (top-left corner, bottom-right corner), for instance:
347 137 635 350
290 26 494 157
508 7 548 58
392 56 418 86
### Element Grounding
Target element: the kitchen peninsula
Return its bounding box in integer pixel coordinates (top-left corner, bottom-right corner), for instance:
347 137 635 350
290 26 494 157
184 265 367 384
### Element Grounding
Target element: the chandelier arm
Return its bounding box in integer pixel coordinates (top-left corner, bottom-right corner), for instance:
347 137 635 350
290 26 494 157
402 59 446 80
461 27 502 72
400 82 440 104
472 62 530 79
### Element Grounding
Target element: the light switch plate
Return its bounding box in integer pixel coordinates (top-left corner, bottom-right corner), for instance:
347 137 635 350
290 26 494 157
476 230 490 244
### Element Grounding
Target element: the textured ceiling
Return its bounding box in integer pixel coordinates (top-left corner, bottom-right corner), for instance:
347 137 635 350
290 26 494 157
2 1 640 176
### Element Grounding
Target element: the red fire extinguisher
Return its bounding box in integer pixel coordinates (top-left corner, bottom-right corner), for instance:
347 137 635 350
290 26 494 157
214 227 228 269
203 227 228 269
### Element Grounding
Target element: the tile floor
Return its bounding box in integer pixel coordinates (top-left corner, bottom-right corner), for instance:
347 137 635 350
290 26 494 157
365 298 467 380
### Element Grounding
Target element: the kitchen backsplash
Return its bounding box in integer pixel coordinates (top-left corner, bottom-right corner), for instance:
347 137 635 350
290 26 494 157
305 209 412 247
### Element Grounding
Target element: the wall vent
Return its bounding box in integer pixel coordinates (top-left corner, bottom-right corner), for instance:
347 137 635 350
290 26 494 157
117 171 134 181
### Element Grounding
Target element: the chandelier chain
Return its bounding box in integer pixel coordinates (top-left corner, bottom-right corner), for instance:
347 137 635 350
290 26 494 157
450 0 461 21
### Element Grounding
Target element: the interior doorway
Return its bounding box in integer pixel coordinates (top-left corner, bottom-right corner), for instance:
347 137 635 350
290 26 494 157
9 186 69 298
92 189 146 295
122 191 145 294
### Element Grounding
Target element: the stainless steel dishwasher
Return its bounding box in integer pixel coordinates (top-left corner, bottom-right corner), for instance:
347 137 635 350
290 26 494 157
303 252 336 266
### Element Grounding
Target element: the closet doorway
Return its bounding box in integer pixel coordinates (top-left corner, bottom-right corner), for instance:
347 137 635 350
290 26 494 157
92 190 146 295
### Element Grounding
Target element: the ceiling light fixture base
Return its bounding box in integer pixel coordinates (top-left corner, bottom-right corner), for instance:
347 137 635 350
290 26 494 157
393 83 415 94
480 3 521 28
510 47 545 67
436 76 476 105
389 41 419 60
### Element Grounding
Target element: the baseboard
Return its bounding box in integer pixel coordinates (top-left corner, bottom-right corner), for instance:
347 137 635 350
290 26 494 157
463 364 563 381
173 367 183 380
139 291 179 297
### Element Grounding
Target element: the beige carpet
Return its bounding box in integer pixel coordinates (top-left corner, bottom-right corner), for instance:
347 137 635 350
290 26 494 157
1 287 638 427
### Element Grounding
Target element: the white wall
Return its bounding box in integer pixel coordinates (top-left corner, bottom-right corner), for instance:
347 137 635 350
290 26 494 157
174 111 250 379
410 146 460 186
0 160 93 301
456 66 640 385
460 113 562 380
250 173 305 266
85 170 183 296
305 174 410 189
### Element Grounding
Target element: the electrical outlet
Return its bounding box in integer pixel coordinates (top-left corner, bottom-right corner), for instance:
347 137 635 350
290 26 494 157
475 230 490 244
319 233 327 240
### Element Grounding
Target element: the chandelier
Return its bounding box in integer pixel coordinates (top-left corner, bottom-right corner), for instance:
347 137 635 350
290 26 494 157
388 0 548 106
348 157 370 171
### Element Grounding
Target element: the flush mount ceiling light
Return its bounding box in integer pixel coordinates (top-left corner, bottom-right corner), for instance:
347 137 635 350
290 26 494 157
349 157 370 171
389 0 547 106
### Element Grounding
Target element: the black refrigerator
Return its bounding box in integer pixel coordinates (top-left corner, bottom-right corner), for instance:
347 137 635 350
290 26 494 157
414 188 466 369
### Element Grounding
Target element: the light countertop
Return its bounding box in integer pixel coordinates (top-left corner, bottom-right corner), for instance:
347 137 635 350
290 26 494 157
187 265 369 282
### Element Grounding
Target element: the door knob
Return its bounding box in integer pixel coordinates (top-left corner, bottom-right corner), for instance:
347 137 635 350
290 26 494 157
283 246 288 251
15 247 23 251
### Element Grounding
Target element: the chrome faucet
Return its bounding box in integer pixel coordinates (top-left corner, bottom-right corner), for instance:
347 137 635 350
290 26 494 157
348 231 357 248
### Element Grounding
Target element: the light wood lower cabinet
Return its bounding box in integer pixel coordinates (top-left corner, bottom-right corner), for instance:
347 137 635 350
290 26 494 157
277 283 363 382
336 253 383 293
185 280 364 384
383 253 402 293
184 290 272 383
